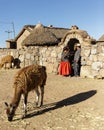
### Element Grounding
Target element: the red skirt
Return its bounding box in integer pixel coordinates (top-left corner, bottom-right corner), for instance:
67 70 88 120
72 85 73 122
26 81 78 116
58 61 72 76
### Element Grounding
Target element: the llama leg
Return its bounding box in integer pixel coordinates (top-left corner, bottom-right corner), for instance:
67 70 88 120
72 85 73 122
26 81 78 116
34 87 40 107
12 62 14 69
40 85 44 106
10 62 12 68
4 63 6 69
22 94 28 117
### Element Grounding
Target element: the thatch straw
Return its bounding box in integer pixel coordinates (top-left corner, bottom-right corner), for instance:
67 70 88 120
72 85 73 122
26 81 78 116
22 23 69 46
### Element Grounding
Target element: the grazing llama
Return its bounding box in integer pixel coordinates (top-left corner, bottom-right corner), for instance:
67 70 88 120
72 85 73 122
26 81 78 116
0 55 14 69
5 64 47 121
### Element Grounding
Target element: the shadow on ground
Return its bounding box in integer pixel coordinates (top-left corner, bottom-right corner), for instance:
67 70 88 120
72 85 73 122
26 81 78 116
14 90 97 121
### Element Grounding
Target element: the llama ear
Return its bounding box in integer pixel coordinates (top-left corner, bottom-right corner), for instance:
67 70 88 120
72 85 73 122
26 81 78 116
5 102 8 107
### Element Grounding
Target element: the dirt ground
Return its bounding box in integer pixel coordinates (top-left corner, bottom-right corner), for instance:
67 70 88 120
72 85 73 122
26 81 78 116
0 69 104 130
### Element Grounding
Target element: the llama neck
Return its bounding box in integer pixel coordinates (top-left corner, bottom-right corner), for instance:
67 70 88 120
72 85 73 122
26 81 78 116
11 88 22 107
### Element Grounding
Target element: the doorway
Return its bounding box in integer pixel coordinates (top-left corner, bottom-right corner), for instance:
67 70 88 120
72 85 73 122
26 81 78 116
67 38 81 76
67 38 79 63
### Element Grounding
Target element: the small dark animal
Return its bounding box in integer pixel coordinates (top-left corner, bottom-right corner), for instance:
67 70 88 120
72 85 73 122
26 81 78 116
5 64 47 121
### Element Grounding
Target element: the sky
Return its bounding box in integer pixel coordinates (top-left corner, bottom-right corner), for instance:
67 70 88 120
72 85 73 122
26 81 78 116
0 0 104 48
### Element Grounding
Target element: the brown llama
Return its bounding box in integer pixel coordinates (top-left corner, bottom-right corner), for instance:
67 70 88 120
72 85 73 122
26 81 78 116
0 55 14 69
5 64 47 121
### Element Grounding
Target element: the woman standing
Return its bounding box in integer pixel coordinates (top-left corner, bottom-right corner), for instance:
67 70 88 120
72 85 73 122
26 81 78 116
58 47 72 76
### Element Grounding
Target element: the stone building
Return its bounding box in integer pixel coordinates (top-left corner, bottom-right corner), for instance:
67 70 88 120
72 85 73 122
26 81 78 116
6 25 35 49
1 24 104 79
21 24 98 78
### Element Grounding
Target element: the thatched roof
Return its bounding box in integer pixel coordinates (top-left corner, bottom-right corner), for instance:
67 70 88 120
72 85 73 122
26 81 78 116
22 24 69 46
96 34 104 45
98 34 104 41
47 26 69 39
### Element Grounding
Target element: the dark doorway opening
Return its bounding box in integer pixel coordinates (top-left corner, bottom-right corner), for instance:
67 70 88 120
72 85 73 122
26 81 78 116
67 38 80 76
67 38 79 63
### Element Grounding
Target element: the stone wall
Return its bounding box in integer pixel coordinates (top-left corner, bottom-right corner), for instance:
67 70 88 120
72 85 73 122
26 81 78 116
81 42 104 78
16 29 31 49
0 42 104 79
0 46 63 74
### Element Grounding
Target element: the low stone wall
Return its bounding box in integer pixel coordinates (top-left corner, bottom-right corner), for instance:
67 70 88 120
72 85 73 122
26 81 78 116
0 46 63 74
0 42 104 79
81 43 104 78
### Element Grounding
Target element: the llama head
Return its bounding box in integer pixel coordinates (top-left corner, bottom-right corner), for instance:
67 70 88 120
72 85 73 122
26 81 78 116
5 102 16 121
